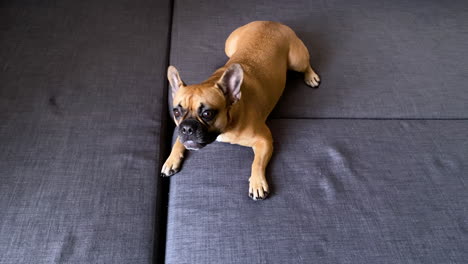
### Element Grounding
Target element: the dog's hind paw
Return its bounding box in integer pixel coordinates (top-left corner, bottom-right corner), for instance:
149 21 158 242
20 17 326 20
304 68 321 88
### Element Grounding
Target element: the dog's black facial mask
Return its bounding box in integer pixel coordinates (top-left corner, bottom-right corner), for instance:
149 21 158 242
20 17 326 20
177 118 220 150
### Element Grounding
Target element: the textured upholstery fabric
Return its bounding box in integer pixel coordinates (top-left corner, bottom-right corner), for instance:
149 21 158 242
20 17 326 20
0 0 170 263
166 1 468 262
3 0 468 263
169 0 468 118
165 120 468 264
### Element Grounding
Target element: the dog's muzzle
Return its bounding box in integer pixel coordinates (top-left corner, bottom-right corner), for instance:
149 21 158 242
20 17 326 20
178 119 219 150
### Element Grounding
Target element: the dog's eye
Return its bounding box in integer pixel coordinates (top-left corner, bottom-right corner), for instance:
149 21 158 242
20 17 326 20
173 109 181 118
201 110 215 120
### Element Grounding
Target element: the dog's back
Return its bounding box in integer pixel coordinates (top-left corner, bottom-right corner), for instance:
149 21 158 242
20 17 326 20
224 21 319 119
224 21 295 118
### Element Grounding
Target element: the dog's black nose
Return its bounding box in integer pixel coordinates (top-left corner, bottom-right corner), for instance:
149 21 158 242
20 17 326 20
181 125 194 135
179 119 199 136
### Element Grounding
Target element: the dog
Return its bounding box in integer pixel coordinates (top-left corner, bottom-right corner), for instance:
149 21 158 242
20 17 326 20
161 21 320 200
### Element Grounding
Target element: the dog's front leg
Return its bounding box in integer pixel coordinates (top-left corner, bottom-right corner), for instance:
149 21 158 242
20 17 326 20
161 137 185 177
249 127 273 200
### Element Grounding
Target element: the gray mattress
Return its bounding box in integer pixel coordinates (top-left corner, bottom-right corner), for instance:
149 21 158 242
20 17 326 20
169 0 468 118
165 0 468 263
165 120 468 263
0 0 170 263
2 0 468 263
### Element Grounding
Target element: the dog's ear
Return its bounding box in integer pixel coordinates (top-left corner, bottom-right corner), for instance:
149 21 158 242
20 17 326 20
217 63 243 105
168 66 185 98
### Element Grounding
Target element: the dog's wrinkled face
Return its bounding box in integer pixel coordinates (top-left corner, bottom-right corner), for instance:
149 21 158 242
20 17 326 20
168 64 243 150
172 85 227 150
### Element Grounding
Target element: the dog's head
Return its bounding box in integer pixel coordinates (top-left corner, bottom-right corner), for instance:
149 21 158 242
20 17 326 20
167 64 243 150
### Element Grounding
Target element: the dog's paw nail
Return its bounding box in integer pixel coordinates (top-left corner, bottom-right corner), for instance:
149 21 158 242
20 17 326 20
169 169 175 175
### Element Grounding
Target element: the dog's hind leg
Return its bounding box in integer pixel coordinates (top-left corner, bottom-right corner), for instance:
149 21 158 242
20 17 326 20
225 24 247 58
287 34 321 88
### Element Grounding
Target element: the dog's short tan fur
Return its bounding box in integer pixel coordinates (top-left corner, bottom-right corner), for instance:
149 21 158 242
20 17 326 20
161 21 320 200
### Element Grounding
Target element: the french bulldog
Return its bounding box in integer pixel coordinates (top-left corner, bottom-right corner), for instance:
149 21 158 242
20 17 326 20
161 21 320 200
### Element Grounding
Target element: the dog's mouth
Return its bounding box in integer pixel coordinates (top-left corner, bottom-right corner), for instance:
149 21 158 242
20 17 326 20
182 140 207 151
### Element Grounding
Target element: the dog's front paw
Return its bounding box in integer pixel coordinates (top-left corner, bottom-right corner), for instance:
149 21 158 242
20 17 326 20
249 177 269 200
161 155 183 177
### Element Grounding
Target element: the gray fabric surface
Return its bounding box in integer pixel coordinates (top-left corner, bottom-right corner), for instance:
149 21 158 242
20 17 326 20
0 0 170 263
169 0 468 118
165 119 468 263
